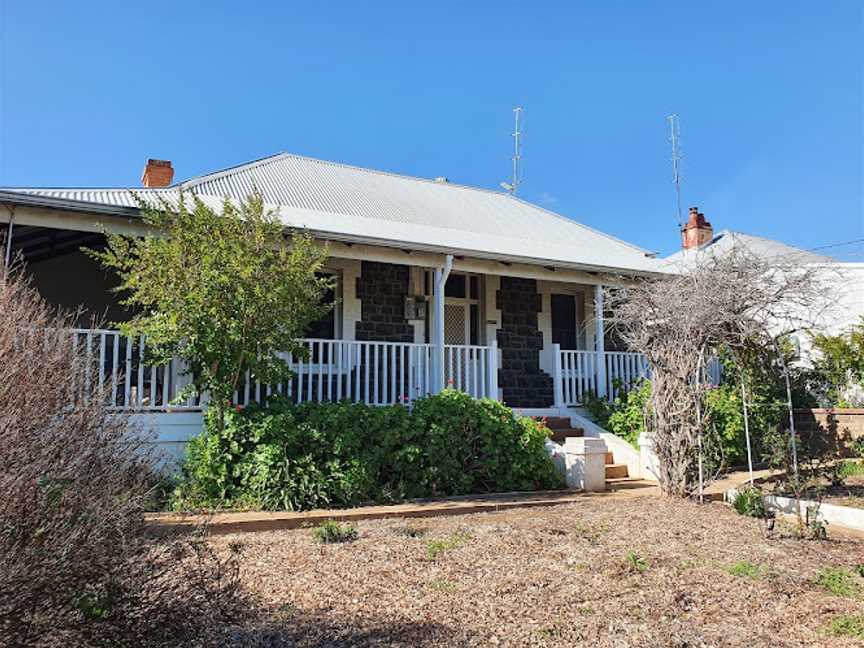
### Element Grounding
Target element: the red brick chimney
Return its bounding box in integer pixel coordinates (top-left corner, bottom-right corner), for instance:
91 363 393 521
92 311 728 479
681 206 713 250
141 159 174 187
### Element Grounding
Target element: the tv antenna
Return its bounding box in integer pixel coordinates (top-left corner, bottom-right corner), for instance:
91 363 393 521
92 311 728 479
500 106 523 194
668 114 684 227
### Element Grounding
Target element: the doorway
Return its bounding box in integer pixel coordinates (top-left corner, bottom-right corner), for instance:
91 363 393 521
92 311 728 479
551 293 578 350
443 273 481 346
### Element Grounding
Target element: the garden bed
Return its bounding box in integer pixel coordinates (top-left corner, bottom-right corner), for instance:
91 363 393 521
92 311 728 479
209 496 864 646
763 460 864 511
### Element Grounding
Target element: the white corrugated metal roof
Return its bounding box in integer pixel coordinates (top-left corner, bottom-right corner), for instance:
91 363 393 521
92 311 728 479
664 229 835 268
3 152 663 274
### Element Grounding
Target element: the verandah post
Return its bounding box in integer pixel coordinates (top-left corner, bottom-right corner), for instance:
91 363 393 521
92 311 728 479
487 340 499 401
594 284 608 400
432 254 454 393
552 342 563 407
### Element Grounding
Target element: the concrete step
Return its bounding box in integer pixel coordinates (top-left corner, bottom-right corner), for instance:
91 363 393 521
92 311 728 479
605 477 655 491
605 463 629 479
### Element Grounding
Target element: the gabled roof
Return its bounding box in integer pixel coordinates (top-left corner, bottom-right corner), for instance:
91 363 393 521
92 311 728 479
664 229 835 268
2 152 663 275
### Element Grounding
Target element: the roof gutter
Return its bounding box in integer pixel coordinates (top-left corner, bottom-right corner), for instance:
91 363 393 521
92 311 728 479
0 191 142 218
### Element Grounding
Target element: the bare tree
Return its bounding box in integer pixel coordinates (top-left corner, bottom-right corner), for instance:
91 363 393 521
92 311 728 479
606 248 831 497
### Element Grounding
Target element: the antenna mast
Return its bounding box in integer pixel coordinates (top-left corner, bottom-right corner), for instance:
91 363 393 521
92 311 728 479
668 114 683 227
501 106 523 195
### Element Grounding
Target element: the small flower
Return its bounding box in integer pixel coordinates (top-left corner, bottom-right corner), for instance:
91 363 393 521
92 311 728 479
235 404 244 413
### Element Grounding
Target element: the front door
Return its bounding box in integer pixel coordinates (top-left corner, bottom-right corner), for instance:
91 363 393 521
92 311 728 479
442 273 480 345
442 273 481 390
551 293 578 350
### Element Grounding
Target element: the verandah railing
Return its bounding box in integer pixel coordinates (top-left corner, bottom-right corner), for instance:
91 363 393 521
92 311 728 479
553 344 720 406
67 329 498 411
553 348 649 405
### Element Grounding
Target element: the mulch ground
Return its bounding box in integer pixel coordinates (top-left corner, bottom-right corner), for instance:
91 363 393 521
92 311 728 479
211 496 864 647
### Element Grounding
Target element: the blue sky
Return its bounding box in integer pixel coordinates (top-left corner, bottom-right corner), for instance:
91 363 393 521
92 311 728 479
1 1 862 258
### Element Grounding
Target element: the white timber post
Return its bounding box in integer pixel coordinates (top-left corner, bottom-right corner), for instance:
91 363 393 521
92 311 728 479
594 284 607 399
552 342 563 407
432 255 453 393
487 340 499 400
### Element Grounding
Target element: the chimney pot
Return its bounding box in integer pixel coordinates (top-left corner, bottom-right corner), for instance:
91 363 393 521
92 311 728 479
141 159 174 188
681 206 713 250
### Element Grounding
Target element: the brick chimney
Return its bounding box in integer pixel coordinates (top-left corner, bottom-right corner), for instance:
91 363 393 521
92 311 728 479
681 206 713 250
141 159 174 187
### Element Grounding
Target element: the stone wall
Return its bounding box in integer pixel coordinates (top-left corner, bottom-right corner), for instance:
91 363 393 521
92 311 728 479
496 276 553 407
355 261 414 343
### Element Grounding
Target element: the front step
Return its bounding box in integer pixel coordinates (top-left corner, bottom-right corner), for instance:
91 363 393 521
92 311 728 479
604 448 630 481
536 417 631 482
605 477 654 491
605 463 629 479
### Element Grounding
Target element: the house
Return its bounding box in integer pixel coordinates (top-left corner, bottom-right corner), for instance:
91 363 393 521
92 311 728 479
1 153 662 466
665 207 864 360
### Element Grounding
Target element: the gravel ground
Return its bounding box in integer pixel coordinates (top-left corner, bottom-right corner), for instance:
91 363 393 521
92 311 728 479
211 496 864 647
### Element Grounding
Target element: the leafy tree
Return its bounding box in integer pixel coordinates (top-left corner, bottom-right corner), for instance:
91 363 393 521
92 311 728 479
90 192 333 430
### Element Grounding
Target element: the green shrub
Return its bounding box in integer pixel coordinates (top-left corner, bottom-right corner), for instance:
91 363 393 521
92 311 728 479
731 487 766 518
583 380 650 448
172 390 563 511
425 532 471 559
837 460 864 480
624 551 649 573
726 561 763 579
829 614 864 639
816 567 861 599
312 520 358 544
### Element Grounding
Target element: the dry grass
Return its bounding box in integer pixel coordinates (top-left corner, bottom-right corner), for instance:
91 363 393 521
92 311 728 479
211 496 864 647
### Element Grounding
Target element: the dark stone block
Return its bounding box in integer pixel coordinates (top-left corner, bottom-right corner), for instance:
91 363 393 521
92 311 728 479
356 261 415 343
496 276 553 408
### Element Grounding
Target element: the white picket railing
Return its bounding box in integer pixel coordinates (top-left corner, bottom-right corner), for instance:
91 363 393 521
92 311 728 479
554 345 649 406
66 330 497 410
554 349 598 405
554 345 720 406
70 328 196 411
443 343 498 400
603 351 650 400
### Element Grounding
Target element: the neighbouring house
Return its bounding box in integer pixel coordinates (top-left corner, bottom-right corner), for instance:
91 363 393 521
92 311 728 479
664 207 864 362
1 153 660 472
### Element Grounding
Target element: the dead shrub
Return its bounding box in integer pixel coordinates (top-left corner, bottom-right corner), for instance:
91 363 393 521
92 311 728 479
0 266 244 647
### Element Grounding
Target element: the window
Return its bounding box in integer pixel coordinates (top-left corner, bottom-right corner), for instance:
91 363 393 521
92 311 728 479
305 273 337 340
444 274 466 298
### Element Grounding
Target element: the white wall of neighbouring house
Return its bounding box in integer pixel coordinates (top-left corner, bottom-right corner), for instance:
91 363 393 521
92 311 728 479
780 263 864 364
